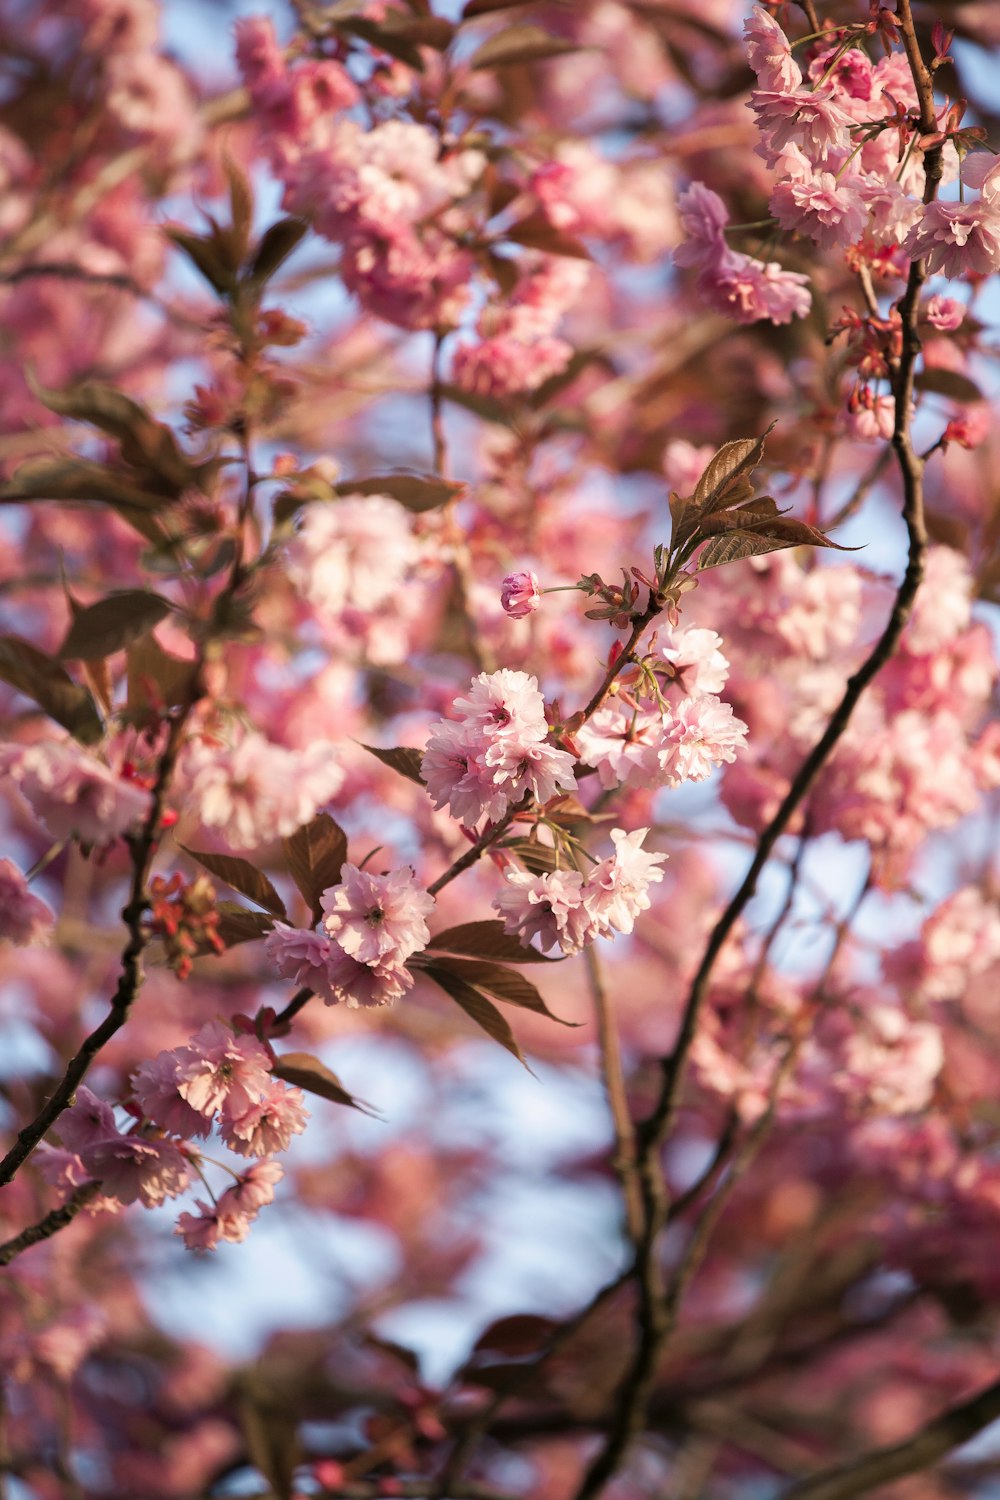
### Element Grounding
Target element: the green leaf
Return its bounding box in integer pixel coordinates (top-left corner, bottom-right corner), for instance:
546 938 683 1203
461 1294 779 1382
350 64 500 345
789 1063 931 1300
223 153 255 267
283 813 348 922
58 590 172 661
0 634 103 743
336 472 464 512
424 964 529 1066
427 919 560 964
694 517 857 572
437 381 513 426
426 956 575 1024
672 425 776 553
180 846 288 919
500 836 561 874
360 743 426 786
469 23 581 68
271 1051 378 1115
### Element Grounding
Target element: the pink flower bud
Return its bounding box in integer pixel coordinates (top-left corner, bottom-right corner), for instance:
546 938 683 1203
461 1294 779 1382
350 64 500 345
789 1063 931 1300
500 571 541 618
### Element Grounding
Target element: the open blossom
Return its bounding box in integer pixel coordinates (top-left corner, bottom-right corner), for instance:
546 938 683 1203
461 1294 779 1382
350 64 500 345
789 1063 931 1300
267 912 418 1010
494 867 593 955
903 200 1000 279
321 863 434 966
220 1080 309 1158
175 1161 284 1252
80 1135 190 1209
770 172 869 250
584 829 668 938
744 5 801 92
574 702 663 790
656 695 749 785
751 86 853 168
422 670 576 828
1 740 151 843
501 571 541 618
285 495 420 617
0 859 53 944
179 731 344 851
58 1087 118 1154
173 1020 274 1121
655 625 729 696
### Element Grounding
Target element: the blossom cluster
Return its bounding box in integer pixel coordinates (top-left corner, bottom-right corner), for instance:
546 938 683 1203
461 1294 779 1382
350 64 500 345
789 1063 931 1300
576 625 748 791
495 827 667 956
422 669 577 829
266 862 435 1009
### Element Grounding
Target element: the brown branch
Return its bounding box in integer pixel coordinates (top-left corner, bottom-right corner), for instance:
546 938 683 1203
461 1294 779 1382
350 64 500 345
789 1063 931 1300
571 10 941 1489
0 1184 100 1266
0 697 198 1190
781 1374 1000 1500
586 944 644 1245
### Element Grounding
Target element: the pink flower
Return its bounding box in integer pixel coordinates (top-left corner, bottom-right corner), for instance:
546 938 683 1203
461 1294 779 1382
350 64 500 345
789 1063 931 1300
906 545 972 655
179 731 344 851
220 1080 309 1157
0 859 53 944
500 571 542 618
1 740 152 844
227 1159 284 1214
422 670 577 828
173 1020 273 1120
903 201 1000 279
699 251 812 326
751 86 853 167
131 1051 213 1138
657 695 749 785
80 1135 190 1208
321 863 434 966
58 1086 118 1153
584 829 667 938
452 334 572 397
493 867 594 955
925 295 965 331
655 625 729 696
574 701 663 790
265 924 344 1007
175 1162 284 1252
285 495 420 617
323 946 414 1008
744 5 801 93
770 172 869 250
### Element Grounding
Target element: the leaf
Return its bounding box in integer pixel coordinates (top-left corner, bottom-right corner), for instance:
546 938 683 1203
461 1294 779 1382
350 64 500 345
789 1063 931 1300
165 226 234 293
283 813 348 922
336 472 464 512
463 0 532 15
360 743 426 786
223 153 255 266
695 497 782 539
27 376 190 492
126 633 199 713
213 902 275 950
180 846 288 919
249 217 309 282
238 1390 298 1500
58 590 172 661
427 956 575 1023
505 210 592 260
469 24 581 68
0 634 103 743
428 919 560 964
424 964 528 1066
694 518 857 572
915 366 984 404
472 1313 559 1356
500 836 561 875
672 425 776 553
272 1051 378 1114
337 15 426 68
437 381 513 426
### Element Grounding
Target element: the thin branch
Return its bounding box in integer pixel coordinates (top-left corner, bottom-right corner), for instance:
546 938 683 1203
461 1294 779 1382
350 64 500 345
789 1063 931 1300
571 7 939 1488
0 1184 100 1267
781 1374 1000 1500
586 944 644 1245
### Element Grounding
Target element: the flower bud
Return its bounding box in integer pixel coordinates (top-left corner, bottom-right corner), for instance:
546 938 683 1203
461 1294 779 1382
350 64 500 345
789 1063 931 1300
500 570 541 618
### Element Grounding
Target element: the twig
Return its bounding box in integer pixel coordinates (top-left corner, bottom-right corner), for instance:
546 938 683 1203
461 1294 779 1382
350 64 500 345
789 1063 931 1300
586 944 644 1245
570 7 939 1489
781 1374 1000 1500
0 1184 100 1267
